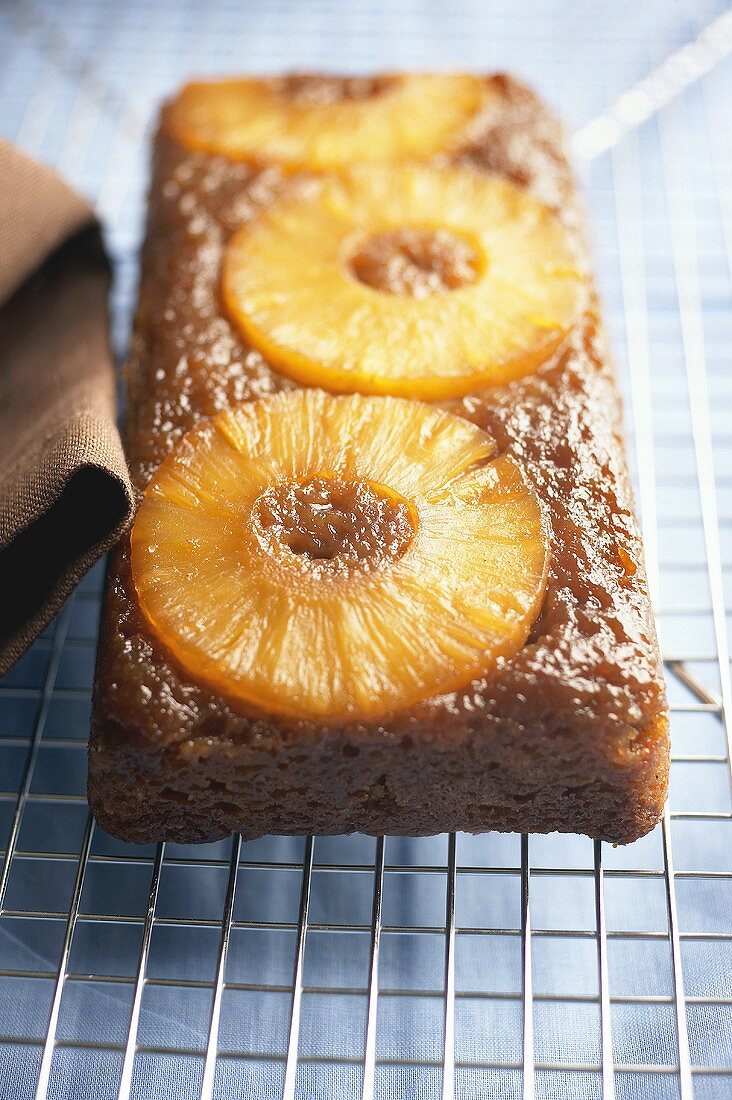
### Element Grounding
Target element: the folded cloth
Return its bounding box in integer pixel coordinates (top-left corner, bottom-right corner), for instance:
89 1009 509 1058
0 139 134 675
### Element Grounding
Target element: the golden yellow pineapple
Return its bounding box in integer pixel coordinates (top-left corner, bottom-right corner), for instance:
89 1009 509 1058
222 165 585 401
164 74 486 170
131 390 548 721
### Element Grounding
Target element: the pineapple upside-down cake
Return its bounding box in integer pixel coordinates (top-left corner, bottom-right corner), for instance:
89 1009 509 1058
90 74 668 846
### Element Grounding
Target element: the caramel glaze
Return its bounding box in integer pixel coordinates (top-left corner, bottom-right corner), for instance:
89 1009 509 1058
90 74 669 845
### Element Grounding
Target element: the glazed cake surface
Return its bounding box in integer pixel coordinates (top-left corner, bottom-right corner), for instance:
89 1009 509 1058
90 74 669 845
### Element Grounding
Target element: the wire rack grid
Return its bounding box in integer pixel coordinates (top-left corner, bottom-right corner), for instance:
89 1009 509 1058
0 1 731 1098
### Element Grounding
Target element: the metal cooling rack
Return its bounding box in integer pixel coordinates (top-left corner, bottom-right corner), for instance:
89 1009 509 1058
1 1 731 1097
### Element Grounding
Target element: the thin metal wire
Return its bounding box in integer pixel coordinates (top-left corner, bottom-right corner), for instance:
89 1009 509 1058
658 90 732 786
573 7 732 160
1 847 730 875
661 811 694 1097
611 130 659 604
441 832 457 1100
117 842 165 1100
520 835 534 1100
361 835 385 1100
609 68 699 1100
655 74 731 1100
2 970 732 1007
5 1030 732 1075
666 663 720 706
35 813 95 1099
3 910 732 938
5 973 732 1006
200 833 243 1100
282 835 314 1100
594 841 615 1100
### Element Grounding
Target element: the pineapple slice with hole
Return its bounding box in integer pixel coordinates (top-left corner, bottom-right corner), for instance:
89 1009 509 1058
222 165 586 401
164 73 486 170
131 389 548 721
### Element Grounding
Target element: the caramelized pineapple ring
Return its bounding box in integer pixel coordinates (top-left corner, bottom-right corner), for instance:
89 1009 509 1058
164 74 486 170
223 166 585 401
131 390 548 721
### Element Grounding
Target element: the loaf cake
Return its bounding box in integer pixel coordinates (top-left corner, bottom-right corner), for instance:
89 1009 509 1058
89 73 669 845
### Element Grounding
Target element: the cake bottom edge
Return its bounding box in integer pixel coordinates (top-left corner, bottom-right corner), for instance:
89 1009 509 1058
87 795 662 848
87 715 669 847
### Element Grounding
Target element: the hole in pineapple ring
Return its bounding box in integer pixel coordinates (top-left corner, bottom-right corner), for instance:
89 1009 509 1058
252 474 416 572
347 227 482 299
273 74 398 106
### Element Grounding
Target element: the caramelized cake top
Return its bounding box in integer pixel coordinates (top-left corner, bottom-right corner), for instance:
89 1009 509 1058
102 75 664 761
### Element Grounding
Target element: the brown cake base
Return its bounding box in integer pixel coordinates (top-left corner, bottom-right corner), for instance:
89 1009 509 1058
89 74 669 846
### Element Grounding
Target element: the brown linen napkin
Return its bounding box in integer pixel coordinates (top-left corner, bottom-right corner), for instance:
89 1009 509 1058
0 139 134 674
